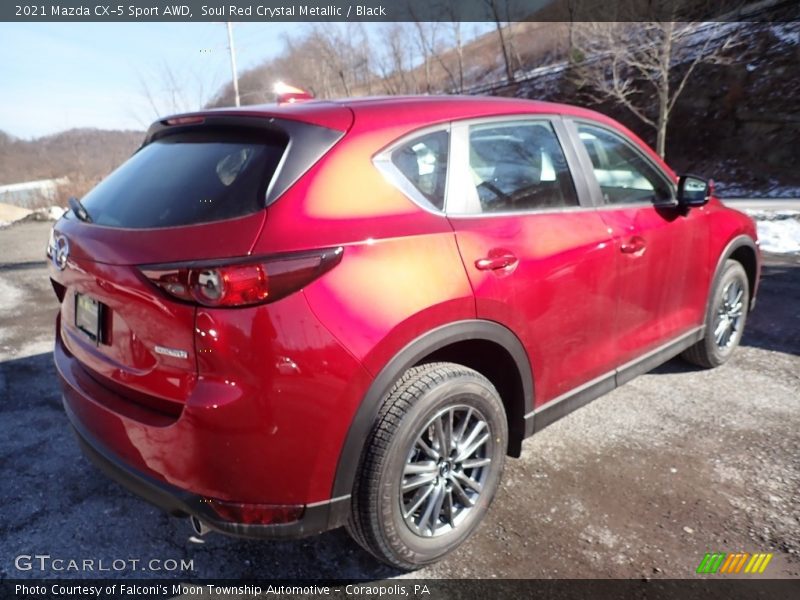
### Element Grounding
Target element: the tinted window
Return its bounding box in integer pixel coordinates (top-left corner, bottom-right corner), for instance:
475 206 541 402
79 129 286 228
391 130 449 210
576 124 673 205
465 121 578 213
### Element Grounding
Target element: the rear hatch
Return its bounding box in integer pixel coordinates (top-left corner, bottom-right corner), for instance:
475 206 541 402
49 111 350 412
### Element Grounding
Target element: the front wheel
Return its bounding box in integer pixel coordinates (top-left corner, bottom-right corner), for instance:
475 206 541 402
682 259 749 368
347 362 508 570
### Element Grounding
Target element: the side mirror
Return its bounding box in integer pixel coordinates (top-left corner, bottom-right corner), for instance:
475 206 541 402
677 174 712 208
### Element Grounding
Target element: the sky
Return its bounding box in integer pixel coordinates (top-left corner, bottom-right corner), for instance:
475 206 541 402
0 22 304 138
1 21 495 140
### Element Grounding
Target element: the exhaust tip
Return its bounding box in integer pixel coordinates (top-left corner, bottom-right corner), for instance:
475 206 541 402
190 515 211 536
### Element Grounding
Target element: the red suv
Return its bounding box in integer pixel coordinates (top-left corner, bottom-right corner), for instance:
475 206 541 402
48 96 760 569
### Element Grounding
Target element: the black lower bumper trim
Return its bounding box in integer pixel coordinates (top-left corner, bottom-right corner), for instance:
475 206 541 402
67 401 350 540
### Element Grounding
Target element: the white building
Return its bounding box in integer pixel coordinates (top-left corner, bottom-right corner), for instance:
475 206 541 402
0 177 69 208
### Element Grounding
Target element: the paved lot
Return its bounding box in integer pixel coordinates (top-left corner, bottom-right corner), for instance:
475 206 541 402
1 220 798 580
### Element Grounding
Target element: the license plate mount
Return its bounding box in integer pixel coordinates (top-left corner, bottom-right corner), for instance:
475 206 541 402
75 293 104 344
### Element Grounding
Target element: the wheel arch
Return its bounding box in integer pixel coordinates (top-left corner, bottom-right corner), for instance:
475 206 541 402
714 235 759 312
331 320 533 498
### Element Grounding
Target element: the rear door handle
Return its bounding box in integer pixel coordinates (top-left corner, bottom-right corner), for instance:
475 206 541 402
620 236 646 255
475 253 518 271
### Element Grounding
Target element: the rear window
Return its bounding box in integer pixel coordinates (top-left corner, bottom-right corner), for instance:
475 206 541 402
79 128 286 228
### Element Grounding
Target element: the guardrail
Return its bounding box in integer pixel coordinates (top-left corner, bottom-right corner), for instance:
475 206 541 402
721 199 800 211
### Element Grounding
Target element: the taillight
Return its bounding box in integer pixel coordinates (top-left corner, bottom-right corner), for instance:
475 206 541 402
141 247 343 307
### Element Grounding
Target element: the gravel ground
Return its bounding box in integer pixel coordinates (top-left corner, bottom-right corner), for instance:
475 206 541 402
1 221 798 580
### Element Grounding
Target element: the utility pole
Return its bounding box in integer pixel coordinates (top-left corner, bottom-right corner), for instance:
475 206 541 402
225 21 241 107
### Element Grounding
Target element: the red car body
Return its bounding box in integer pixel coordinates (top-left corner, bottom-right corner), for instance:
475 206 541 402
48 96 760 539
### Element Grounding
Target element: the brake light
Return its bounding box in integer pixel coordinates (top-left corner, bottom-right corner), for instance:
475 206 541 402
164 116 205 126
141 247 343 307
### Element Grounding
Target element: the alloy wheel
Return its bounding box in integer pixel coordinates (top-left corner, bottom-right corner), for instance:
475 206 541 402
713 279 745 349
400 405 493 538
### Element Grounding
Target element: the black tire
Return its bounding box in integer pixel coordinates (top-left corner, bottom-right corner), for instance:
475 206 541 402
347 362 508 570
682 259 749 368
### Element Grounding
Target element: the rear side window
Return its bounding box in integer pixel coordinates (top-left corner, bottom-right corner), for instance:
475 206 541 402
80 129 286 228
391 131 449 210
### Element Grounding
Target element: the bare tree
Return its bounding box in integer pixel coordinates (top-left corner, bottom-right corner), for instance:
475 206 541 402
134 62 219 126
433 1 466 93
573 21 737 157
349 23 374 95
451 21 465 92
310 25 355 96
376 24 418 94
206 23 380 106
411 21 437 93
485 0 518 83
411 19 467 94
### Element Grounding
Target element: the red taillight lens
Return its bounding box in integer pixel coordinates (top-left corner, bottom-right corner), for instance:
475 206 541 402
208 500 304 525
194 264 269 306
141 247 343 308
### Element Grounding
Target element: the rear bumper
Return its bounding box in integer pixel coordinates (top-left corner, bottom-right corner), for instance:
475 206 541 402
52 290 370 537
67 405 350 539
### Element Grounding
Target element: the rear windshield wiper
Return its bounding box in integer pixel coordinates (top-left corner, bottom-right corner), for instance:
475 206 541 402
68 197 93 223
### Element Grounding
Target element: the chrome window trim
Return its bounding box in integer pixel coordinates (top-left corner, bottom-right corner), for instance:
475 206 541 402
372 123 451 216
445 199 660 218
445 114 588 217
444 205 597 219
564 118 678 208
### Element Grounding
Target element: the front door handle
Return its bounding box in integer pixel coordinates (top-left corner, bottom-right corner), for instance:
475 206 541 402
620 236 646 255
475 253 518 271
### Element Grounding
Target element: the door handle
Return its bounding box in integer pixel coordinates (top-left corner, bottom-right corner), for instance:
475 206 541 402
475 253 518 271
620 237 646 255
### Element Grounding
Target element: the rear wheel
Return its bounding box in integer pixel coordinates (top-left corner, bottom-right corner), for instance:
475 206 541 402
682 259 749 368
347 362 507 570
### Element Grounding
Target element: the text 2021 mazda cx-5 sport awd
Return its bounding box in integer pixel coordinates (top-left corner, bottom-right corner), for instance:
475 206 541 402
48 95 760 569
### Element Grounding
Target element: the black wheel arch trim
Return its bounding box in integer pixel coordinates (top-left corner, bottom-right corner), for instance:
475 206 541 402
331 319 533 498
711 234 759 313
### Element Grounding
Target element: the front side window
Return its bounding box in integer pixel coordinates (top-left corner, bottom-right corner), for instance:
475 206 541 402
576 124 673 205
459 120 578 214
391 130 449 211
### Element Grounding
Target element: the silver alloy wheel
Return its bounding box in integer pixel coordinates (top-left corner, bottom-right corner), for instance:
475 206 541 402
713 279 745 349
400 405 493 538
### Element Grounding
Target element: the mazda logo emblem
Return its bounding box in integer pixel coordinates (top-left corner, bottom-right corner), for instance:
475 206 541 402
52 234 70 271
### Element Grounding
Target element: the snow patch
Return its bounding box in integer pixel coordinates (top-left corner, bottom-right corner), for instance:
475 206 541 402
755 220 800 254
0 336 54 361
0 277 24 307
746 211 800 254
770 23 800 47
0 204 65 227
43 206 65 220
